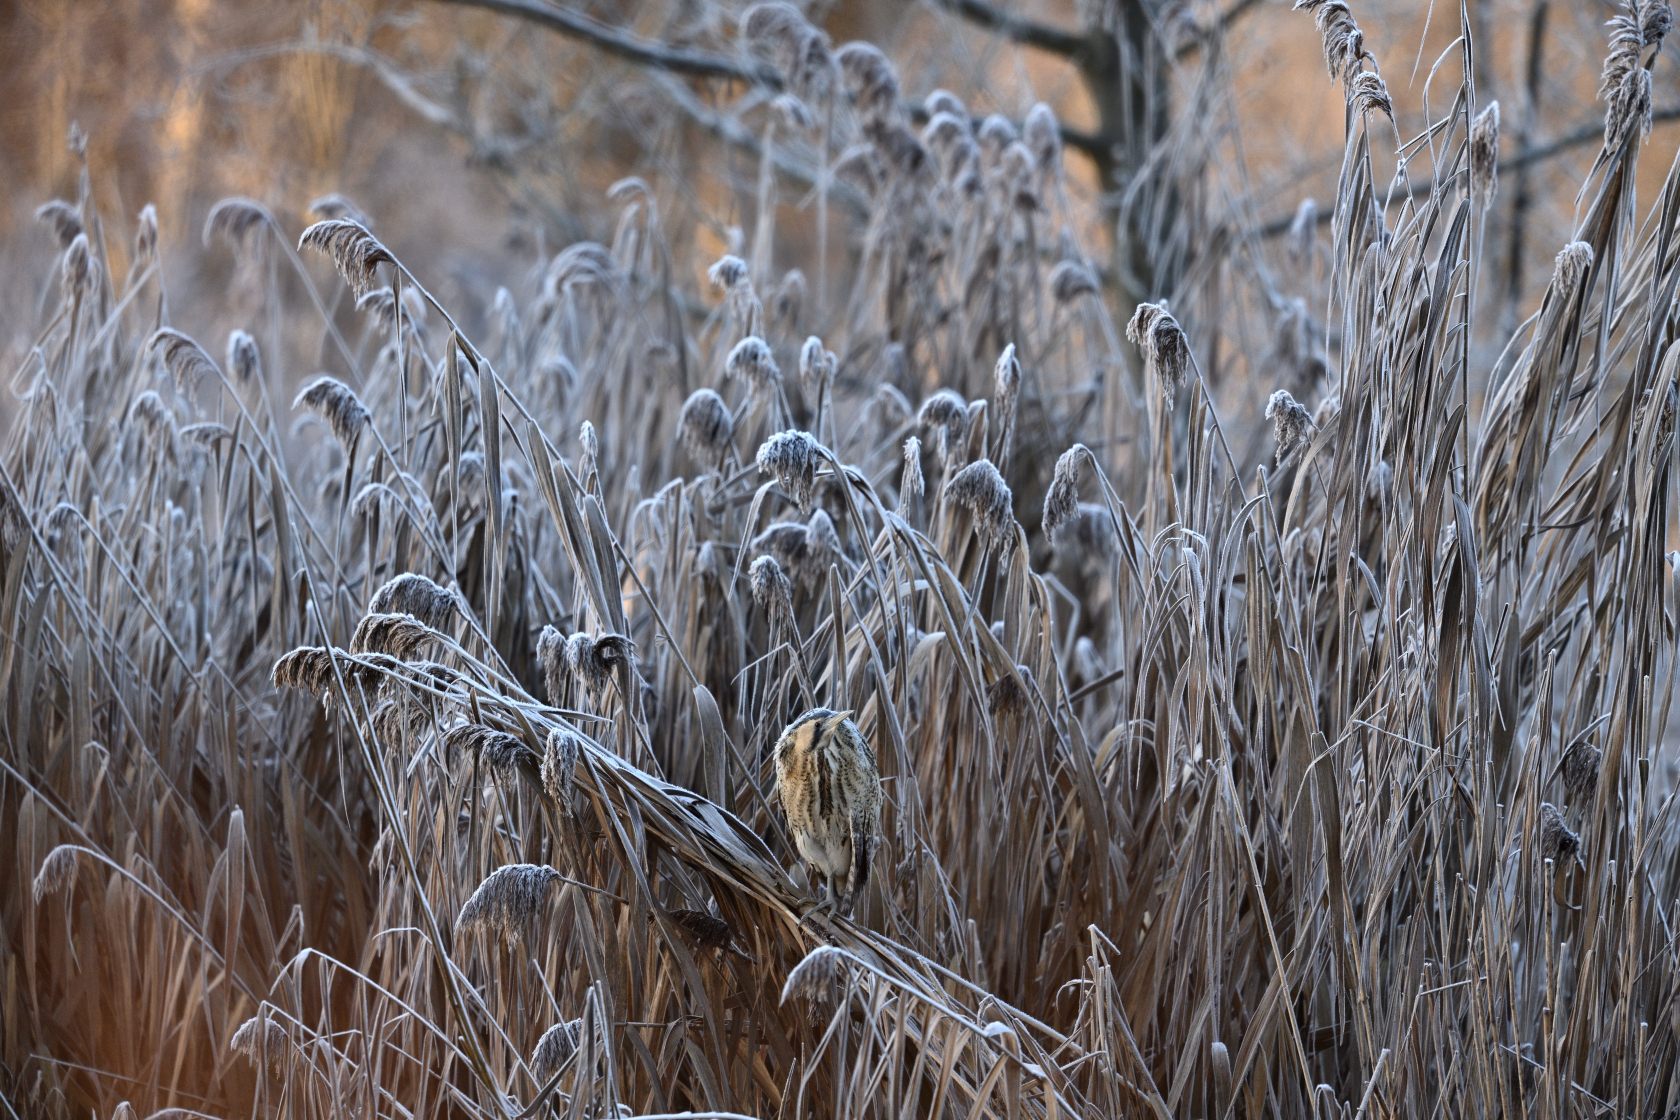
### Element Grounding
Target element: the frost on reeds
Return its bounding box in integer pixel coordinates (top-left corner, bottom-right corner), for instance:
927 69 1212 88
134 203 157 262
542 727 580 806
368 572 455 628
532 1019 582 1074
31 845 79 903
1041 445 1084 540
147 328 220 395
741 2 833 101
308 192 371 227
1289 198 1318 262
298 218 397 298
756 429 822 511
799 336 835 400
1127 302 1189 408
293 376 371 452
1538 803 1582 865
945 459 1015 557
456 863 561 942
708 253 760 328
1022 102 1061 180
1266 390 1316 464
580 420 599 483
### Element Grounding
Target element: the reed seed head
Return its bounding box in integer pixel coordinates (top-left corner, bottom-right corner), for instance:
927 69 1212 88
1538 802 1581 864
1022 102 1061 175
456 863 561 942
727 336 781 396
1471 101 1500 202
147 328 221 396
538 625 568 705
925 89 966 119
1042 445 1084 540
987 666 1032 718
293 376 371 452
945 458 1015 557
679 389 734 466
750 553 795 620
708 253 750 290
61 233 95 305
226 330 261 386
580 420 599 481
35 200 83 249
1294 0 1368 84
799 335 835 397
1642 0 1673 45
135 203 158 261
667 908 733 951
204 197 275 251
350 613 438 659
756 429 823 511
868 384 911 430
543 727 580 806
1127 302 1189 408
774 268 806 327
32 844 79 903
298 218 396 299
1561 737 1603 803
230 1014 291 1074
836 41 899 123
369 572 454 628
977 114 1017 162
533 1019 583 1074
902 436 925 500
917 389 970 468
1049 260 1099 304
781 944 846 1003
567 632 635 695
1266 390 1316 464
443 725 535 772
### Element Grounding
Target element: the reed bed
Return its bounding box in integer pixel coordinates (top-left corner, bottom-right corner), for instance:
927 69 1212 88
3 2 1679 1117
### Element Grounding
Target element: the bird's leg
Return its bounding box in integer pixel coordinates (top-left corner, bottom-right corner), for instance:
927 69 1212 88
800 866 835 925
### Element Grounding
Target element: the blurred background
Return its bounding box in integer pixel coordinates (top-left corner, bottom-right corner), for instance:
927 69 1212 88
3 0 1674 402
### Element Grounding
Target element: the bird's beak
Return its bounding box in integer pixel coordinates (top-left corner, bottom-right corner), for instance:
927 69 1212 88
835 710 856 722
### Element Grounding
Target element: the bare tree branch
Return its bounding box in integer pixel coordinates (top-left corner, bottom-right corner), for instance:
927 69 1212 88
926 0 1089 57
426 0 783 86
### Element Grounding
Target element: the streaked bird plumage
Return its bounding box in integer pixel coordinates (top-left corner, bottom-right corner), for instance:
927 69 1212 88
773 708 881 917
